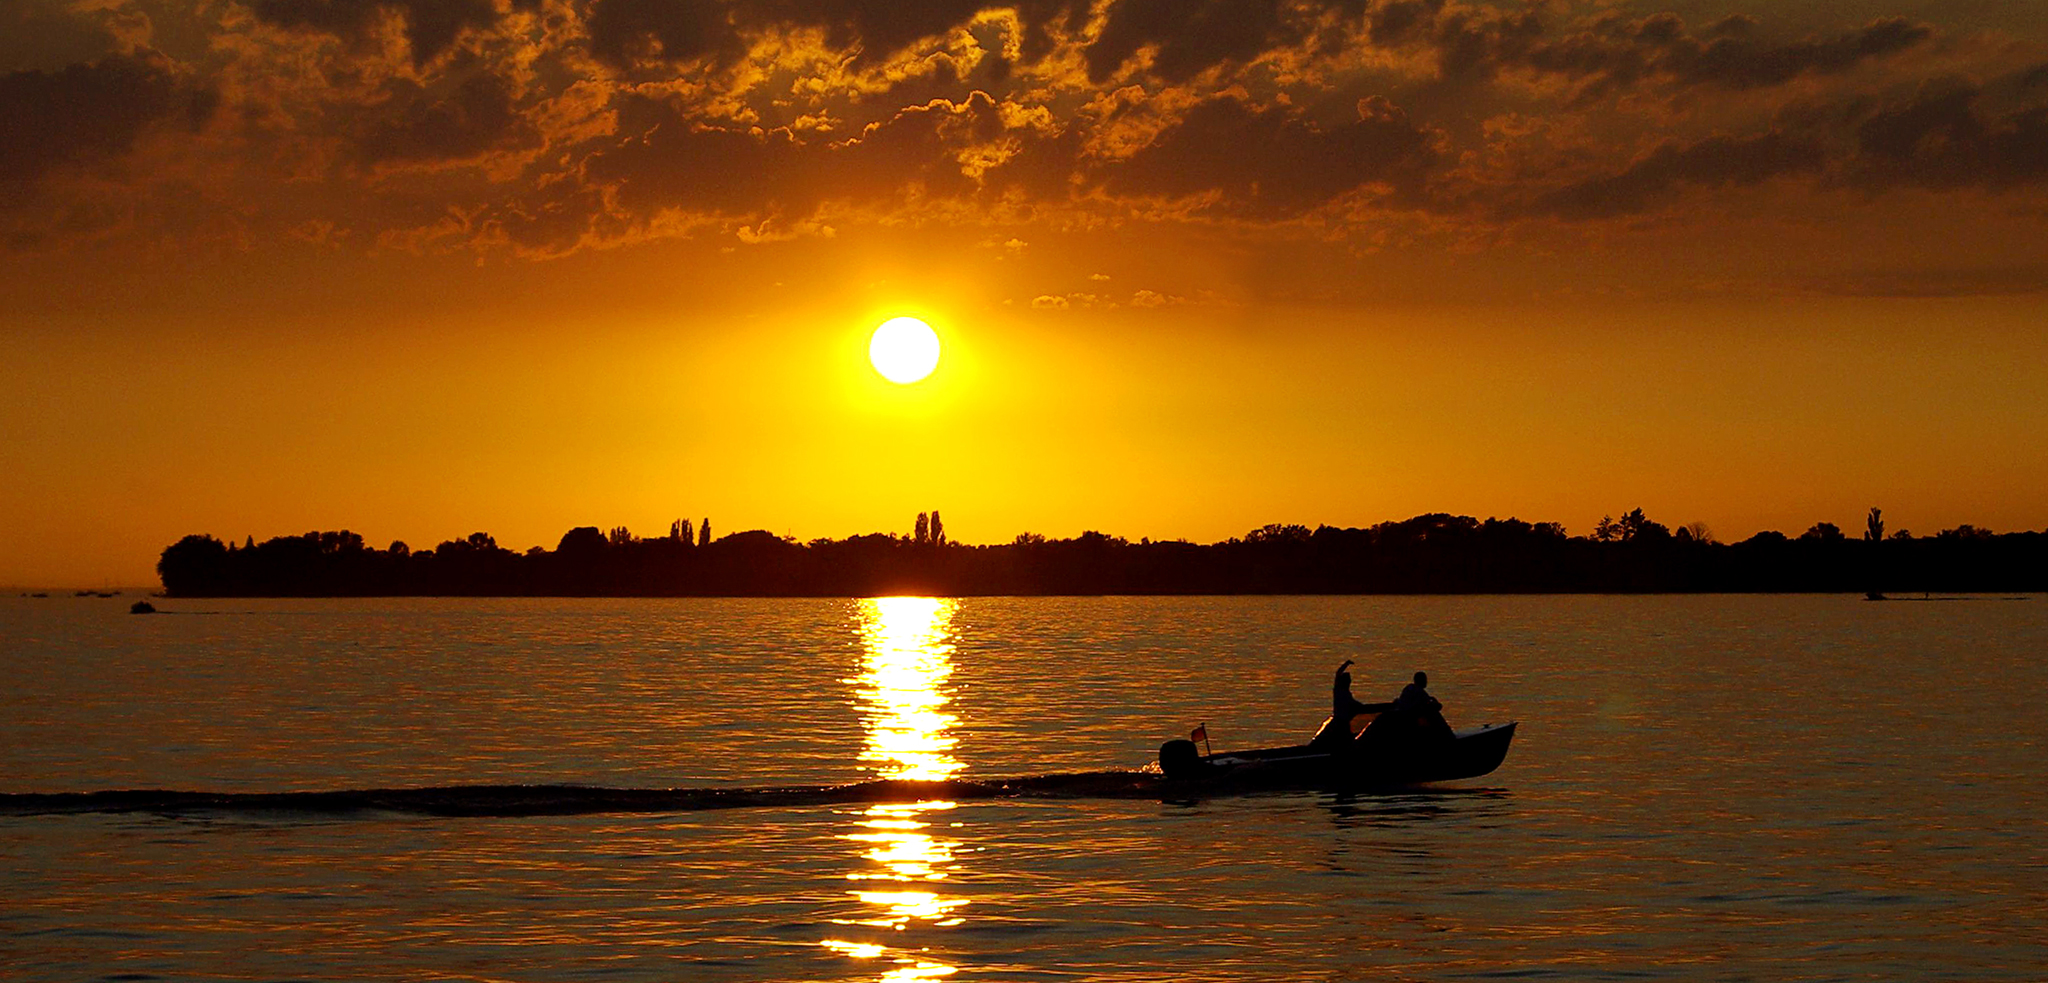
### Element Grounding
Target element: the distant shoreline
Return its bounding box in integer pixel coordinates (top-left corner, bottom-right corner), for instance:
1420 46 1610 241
9 587 153 598
155 514 2048 598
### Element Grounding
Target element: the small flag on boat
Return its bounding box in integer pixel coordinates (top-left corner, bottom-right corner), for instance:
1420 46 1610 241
1190 724 1207 743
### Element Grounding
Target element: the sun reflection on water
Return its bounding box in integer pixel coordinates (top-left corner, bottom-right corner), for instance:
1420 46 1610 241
853 596 961 782
820 597 968 979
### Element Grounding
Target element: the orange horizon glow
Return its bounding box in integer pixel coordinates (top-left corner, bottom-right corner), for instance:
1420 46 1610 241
5 284 2044 586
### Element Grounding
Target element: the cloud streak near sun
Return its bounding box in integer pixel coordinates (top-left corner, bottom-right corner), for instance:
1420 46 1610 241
1 0 2044 282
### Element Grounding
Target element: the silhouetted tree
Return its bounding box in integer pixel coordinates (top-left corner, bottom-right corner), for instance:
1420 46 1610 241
434 532 498 553
1013 532 1046 546
1593 515 1621 542
558 526 607 555
1680 522 1715 544
914 512 930 545
1800 522 1845 542
1865 508 1884 542
1247 523 1313 543
390 540 410 557
930 511 946 546
699 518 711 547
1617 508 1669 542
608 526 633 546
158 534 229 594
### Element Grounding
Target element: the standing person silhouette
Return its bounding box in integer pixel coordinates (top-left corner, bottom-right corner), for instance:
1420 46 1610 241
1311 659 1386 747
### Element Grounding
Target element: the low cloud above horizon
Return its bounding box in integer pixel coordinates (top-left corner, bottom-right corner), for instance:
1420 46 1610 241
2 0 2043 290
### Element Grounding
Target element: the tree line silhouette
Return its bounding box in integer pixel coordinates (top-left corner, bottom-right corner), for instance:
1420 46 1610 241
156 508 2047 597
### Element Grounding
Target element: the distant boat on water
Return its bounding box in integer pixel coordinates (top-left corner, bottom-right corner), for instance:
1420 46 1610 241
1159 721 1517 788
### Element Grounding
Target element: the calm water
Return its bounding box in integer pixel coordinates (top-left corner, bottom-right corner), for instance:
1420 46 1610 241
3 594 2044 981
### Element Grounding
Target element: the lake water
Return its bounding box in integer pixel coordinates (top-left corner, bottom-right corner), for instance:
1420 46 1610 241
3 594 2044 981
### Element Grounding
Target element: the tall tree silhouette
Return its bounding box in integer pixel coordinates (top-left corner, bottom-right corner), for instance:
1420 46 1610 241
930 510 946 546
1865 508 1884 542
698 518 710 547
914 512 930 545
1593 515 1620 542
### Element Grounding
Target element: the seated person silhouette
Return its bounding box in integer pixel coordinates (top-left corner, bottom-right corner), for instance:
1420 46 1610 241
1394 671 1438 715
1375 670 1456 745
1310 660 1391 748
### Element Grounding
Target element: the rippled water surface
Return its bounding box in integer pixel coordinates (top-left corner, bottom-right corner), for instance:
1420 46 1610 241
4 594 2045 980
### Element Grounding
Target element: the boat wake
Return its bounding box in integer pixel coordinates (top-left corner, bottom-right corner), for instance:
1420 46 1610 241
0 772 1173 818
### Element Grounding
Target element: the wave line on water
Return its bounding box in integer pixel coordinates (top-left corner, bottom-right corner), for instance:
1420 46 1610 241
0 773 1171 818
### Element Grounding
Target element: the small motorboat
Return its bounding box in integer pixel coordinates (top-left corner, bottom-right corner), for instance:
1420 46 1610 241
1159 720 1517 789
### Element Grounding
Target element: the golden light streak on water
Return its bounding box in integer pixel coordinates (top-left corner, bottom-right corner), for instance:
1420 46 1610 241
852 596 961 782
879 962 959 980
821 597 969 978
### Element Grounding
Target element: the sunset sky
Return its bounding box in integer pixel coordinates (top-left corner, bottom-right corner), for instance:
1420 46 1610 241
4 0 2046 585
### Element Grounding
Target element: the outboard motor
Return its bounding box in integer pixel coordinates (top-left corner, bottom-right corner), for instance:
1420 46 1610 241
1158 738 1206 780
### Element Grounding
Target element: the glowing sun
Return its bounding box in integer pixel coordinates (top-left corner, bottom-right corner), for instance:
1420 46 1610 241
869 317 941 384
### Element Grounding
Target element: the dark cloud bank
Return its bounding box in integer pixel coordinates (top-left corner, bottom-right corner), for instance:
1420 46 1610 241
1 0 2043 264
